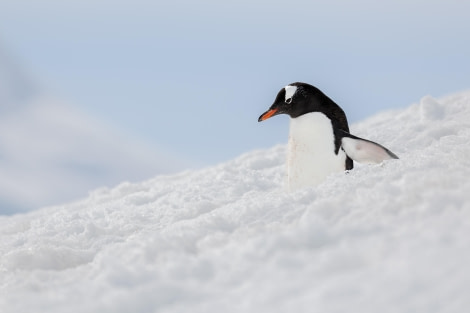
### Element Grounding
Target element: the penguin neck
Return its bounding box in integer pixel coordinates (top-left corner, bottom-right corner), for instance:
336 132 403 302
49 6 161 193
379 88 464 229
287 112 347 191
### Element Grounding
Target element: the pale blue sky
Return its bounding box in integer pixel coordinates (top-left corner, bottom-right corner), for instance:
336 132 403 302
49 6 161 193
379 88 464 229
1 0 469 167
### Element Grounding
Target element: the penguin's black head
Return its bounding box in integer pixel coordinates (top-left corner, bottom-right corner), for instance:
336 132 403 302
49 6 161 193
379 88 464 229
258 82 343 121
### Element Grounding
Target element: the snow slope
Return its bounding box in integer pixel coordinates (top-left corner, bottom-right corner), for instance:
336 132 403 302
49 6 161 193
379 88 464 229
1 91 470 312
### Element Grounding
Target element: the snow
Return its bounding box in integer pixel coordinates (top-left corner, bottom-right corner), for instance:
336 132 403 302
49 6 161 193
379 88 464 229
1 91 470 312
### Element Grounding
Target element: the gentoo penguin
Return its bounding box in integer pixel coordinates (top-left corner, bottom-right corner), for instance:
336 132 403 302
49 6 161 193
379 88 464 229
258 82 398 190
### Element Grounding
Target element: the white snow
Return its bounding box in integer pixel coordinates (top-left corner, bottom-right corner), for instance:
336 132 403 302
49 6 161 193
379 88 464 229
1 91 470 313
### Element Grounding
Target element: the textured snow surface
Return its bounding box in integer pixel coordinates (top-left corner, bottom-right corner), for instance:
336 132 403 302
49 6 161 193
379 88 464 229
1 91 470 312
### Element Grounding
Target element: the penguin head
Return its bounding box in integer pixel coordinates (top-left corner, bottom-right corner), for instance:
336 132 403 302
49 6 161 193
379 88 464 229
258 82 325 122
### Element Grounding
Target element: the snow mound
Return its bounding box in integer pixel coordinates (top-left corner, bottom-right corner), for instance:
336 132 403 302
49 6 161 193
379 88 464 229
1 91 470 312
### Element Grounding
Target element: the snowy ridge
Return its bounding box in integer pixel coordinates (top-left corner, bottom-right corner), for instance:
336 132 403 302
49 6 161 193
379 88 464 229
1 91 470 312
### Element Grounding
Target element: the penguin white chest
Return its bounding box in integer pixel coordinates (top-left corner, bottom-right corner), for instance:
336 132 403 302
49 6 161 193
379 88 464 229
287 112 347 190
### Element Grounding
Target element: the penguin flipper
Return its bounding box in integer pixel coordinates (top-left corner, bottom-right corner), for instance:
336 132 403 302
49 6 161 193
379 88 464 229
340 132 399 164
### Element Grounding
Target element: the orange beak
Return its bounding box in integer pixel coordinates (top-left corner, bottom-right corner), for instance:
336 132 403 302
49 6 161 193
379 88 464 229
258 108 279 122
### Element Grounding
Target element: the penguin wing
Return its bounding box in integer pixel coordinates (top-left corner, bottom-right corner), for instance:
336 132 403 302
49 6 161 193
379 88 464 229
339 131 399 164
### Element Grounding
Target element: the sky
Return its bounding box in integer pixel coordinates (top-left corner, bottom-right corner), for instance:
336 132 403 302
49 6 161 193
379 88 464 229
0 0 469 211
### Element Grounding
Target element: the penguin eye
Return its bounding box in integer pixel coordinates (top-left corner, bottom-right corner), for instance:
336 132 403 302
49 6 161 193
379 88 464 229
285 98 292 104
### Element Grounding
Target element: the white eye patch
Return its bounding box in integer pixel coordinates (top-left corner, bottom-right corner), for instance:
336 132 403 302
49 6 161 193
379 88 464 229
284 85 297 104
